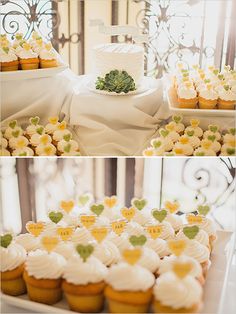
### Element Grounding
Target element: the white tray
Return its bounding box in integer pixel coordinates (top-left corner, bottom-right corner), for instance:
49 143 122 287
167 86 235 118
1 230 235 314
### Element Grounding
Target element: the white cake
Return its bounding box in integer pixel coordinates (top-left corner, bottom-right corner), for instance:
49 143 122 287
93 43 144 85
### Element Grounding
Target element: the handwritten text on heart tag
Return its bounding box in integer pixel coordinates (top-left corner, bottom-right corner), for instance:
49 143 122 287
123 248 142 265
104 196 118 209
56 227 74 241
41 236 59 252
168 239 187 256
131 198 147 211
121 207 135 221
146 225 163 239
60 200 75 213
26 222 45 237
76 244 94 262
152 209 167 223
91 227 108 243
111 220 126 236
80 215 96 229
186 214 203 225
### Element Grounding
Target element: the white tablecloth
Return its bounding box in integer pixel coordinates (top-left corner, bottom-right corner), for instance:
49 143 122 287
1 70 235 156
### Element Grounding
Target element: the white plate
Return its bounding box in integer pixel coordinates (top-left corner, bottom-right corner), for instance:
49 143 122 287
167 86 235 117
0 64 68 82
1 230 234 314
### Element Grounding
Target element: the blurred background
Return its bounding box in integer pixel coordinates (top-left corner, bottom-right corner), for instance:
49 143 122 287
0 0 235 76
0 157 235 234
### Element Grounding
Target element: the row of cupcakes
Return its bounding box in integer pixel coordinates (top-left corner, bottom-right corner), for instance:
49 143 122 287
1 116 81 156
0 32 58 71
143 115 235 156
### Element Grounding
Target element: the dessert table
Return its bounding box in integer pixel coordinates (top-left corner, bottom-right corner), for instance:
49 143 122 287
1 69 235 156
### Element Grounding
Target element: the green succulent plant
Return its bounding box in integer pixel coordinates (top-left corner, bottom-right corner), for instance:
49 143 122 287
95 70 136 94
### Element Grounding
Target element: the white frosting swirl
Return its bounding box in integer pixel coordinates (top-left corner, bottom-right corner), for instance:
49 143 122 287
146 238 170 258
18 49 38 59
53 242 75 260
1 242 26 272
132 210 152 226
107 232 130 252
165 214 183 232
4 126 23 140
199 88 218 100
184 240 210 264
219 89 236 101
137 247 160 273
15 233 40 252
39 48 57 60
93 240 121 266
0 50 18 62
178 87 197 99
35 144 56 156
125 221 145 236
71 227 93 243
199 218 217 237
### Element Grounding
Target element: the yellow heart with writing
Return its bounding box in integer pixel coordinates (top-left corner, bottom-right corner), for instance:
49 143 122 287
26 222 45 237
121 207 135 221
104 196 117 209
60 200 74 213
111 220 126 236
146 225 163 239
91 227 108 243
168 239 187 257
186 213 203 225
165 201 179 214
173 261 193 279
41 236 59 252
56 227 74 241
123 248 142 265
80 215 96 229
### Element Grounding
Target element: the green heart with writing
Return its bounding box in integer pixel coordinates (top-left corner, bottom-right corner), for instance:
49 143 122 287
64 144 71 153
132 198 147 211
76 244 94 262
198 205 210 216
30 116 40 126
195 152 205 156
187 130 194 137
229 128 236 136
12 130 20 138
160 129 169 138
129 235 147 247
0 234 13 248
152 209 167 223
9 120 17 129
90 204 104 216
36 127 44 135
49 211 63 224
152 140 162 149
173 115 182 123
209 125 218 133
183 226 199 239
226 148 235 155
79 194 90 206
63 134 72 142
208 135 216 142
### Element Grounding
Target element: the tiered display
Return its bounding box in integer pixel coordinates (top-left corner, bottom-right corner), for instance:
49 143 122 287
1 196 217 313
0 117 81 156
143 115 235 156
173 64 236 110
0 32 59 71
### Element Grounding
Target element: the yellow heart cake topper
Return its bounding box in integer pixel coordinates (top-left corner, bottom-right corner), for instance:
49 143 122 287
146 225 163 239
80 215 96 229
186 213 204 224
91 227 108 243
49 116 59 125
168 239 187 257
123 248 142 265
57 121 67 130
121 207 135 221
164 201 179 214
26 221 45 237
111 220 126 236
173 261 193 279
190 119 200 128
179 136 189 145
60 200 74 213
104 196 117 209
22 43 31 51
174 148 184 155
56 227 74 241
41 236 59 252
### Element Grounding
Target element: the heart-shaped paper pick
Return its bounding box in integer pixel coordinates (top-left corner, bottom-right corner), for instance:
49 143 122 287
56 227 74 241
9 120 17 129
183 226 199 239
229 128 236 136
30 116 40 126
190 119 199 128
26 222 45 237
208 135 216 142
131 198 147 211
197 205 210 216
60 200 74 214
173 261 193 279
111 220 126 236
151 139 162 149
164 201 179 214
152 209 167 223
80 215 96 229
0 234 13 248
49 116 59 125
104 196 117 209
78 194 90 206
90 204 104 216
12 130 20 138
209 125 218 133
168 239 187 256
146 225 163 239
160 129 169 138
226 148 235 155
187 130 194 137
41 236 59 252
123 248 142 265
129 235 147 247
186 213 203 225
48 211 63 224
76 244 94 262
121 207 135 221
91 227 108 243
173 115 182 123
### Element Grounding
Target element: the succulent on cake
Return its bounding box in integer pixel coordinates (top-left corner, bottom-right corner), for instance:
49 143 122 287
95 70 136 94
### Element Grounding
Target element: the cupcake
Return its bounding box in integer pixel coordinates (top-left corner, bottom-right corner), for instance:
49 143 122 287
164 201 183 233
35 143 57 156
57 133 79 155
170 115 185 134
4 120 23 140
145 236 170 258
220 144 235 156
160 127 180 143
0 148 11 156
23 248 66 304
105 260 155 313
176 225 210 249
0 46 19 72
39 43 58 68
223 128 235 144
143 147 156 156
173 136 194 156
12 147 34 156
151 137 173 152
1 234 27 296
93 240 121 267
200 138 221 153
203 124 221 141
62 244 107 313
45 116 60 135
0 133 8 151
8 135 29 150
52 121 71 145
177 83 198 109
198 84 218 109
194 146 216 156
71 227 94 243
218 85 236 110
17 43 39 70
185 119 203 138
29 127 46 147
185 130 201 148
25 116 43 138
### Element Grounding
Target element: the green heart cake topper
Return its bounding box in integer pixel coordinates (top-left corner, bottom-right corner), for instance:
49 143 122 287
218 74 224 80
213 69 219 75
209 125 218 133
76 244 94 262
3 47 9 54
151 140 162 149
63 133 72 142
36 127 44 135
183 225 199 239
208 135 216 142
48 211 63 224
226 148 235 155
197 205 210 216
12 130 20 138
187 130 194 137
152 209 167 223
9 120 17 129
1 234 13 248
64 144 71 153
160 129 169 138
30 116 40 126
223 85 230 91
173 115 182 123
129 235 147 247
90 204 104 216
78 194 91 206
229 128 236 136
131 198 147 211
